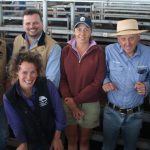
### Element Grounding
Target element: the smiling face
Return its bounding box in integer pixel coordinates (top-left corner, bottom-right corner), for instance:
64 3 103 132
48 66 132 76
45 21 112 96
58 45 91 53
23 14 43 38
117 34 140 57
17 61 38 91
74 23 92 44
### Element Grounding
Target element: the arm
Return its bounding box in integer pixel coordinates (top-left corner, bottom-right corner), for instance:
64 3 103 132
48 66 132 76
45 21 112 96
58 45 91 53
102 45 118 93
16 143 28 150
102 82 117 92
64 97 84 120
3 95 27 143
135 71 150 96
51 130 63 150
47 81 66 150
135 82 146 95
47 80 66 131
59 47 73 98
46 44 61 88
142 71 150 95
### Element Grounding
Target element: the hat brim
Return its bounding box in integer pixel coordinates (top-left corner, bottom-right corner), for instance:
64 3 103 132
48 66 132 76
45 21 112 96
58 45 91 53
74 22 91 29
110 30 148 36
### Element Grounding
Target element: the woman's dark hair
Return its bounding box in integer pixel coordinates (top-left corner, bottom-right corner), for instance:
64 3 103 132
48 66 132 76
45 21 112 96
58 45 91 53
9 48 43 79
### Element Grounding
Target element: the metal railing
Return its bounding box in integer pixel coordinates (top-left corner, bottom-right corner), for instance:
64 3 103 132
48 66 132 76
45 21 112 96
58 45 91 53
0 0 150 42
0 1 150 149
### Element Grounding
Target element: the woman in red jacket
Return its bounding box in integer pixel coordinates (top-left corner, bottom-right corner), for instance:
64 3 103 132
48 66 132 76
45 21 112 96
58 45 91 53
59 16 106 150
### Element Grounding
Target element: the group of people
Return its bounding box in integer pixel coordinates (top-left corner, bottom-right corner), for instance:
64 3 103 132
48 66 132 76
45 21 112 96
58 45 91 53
0 8 150 150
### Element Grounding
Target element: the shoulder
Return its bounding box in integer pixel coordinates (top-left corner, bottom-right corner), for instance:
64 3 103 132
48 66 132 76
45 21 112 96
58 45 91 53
138 44 150 57
138 43 150 51
106 43 117 49
45 79 58 94
36 77 53 87
62 44 71 52
5 84 17 102
60 44 72 58
93 44 104 52
45 35 56 44
44 35 61 50
14 34 24 40
14 34 25 45
47 79 55 87
105 43 119 53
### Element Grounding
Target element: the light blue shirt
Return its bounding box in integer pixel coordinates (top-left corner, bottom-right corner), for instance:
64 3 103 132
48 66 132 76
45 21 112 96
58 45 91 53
25 34 61 88
104 43 150 108
45 44 61 88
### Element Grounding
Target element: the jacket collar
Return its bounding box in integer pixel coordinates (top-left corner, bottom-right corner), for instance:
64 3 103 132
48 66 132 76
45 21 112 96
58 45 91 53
22 31 46 46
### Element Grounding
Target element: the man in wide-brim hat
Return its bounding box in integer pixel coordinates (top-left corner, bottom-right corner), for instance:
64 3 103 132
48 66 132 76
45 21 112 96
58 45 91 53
112 19 147 36
102 19 150 150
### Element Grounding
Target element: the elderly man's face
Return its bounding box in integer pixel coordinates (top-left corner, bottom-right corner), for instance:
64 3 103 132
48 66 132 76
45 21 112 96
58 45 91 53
117 34 140 57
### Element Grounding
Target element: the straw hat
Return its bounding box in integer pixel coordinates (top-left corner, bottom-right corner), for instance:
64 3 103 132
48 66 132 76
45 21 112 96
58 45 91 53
112 19 148 36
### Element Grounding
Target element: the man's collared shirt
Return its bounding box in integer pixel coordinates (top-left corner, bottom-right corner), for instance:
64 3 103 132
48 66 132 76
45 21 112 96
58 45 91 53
104 43 150 108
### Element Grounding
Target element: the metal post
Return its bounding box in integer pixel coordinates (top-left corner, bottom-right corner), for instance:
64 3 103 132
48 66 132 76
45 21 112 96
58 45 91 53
0 2 3 26
70 2 75 30
43 0 48 33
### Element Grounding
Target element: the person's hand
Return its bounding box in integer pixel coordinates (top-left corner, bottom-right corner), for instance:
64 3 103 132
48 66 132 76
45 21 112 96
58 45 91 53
102 82 117 92
50 131 63 150
16 143 28 150
64 97 84 120
135 82 146 95
64 97 77 110
71 106 84 120
50 138 63 150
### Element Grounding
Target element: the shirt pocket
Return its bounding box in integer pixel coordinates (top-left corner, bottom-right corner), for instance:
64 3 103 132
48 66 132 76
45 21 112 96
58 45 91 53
137 65 148 81
109 61 123 72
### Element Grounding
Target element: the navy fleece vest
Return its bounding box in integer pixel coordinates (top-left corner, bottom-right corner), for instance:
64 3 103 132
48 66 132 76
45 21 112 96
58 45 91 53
6 77 55 144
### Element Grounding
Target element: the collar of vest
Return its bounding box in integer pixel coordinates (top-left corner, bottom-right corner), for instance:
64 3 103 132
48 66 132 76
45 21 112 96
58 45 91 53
22 31 46 46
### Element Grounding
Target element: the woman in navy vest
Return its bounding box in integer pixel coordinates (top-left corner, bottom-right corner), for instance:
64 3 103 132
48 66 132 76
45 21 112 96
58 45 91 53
3 50 66 150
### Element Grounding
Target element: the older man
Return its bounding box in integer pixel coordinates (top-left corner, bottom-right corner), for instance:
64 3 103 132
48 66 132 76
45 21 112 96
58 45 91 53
102 19 150 150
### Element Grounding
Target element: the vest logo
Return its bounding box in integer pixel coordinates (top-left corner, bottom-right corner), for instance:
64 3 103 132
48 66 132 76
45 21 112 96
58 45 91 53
80 17 85 22
39 96 48 107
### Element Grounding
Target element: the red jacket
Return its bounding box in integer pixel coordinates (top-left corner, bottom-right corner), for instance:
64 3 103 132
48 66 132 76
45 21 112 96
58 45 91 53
59 42 106 104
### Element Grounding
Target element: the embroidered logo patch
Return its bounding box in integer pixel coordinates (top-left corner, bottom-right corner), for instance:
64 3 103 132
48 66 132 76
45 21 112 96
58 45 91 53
39 96 48 107
80 17 85 22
